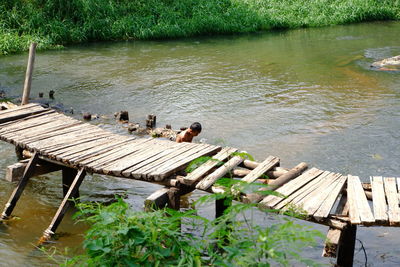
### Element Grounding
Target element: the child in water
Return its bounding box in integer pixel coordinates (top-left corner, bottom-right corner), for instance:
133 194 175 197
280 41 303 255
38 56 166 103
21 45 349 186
176 122 202 143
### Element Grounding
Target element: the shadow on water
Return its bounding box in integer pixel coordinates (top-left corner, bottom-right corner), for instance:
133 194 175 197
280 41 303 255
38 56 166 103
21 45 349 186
0 21 399 266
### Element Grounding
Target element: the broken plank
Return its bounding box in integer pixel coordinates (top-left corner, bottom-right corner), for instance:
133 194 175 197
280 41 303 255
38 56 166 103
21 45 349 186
241 155 279 183
183 147 238 186
196 155 244 191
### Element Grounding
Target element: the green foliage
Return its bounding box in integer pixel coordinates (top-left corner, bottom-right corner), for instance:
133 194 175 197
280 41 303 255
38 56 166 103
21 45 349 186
63 188 322 266
1 0 400 55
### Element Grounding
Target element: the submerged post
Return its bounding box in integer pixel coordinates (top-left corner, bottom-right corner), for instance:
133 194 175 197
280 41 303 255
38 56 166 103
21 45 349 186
21 42 37 105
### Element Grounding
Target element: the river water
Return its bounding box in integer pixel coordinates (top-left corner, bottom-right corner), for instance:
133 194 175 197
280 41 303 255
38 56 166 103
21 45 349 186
0 21 399 266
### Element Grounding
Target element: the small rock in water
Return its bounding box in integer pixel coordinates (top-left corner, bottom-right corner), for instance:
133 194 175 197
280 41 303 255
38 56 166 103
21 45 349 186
83 112 92 121
371 55 400 71
49 90 55 99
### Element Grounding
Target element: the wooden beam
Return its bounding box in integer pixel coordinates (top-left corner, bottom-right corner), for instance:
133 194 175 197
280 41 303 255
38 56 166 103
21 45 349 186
144 188 169 211
1 152 39 219
40 168 86 242
336 225 357 267
245 162 308 203
4 160 62 182
62 167 79 200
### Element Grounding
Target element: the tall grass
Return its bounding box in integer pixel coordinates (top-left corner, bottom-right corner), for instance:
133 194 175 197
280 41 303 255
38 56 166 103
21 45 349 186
1 0 399 55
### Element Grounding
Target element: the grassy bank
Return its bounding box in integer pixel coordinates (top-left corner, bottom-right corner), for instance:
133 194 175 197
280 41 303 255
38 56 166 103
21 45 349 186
1 0 399 55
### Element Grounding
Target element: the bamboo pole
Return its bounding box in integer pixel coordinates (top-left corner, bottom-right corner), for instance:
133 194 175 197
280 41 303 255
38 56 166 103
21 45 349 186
21 43 37 105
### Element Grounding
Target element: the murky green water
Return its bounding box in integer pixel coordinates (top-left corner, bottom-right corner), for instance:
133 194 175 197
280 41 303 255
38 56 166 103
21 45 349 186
0 21 399 266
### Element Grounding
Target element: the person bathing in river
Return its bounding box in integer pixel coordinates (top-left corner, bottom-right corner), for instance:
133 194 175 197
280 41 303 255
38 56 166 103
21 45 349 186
176 122 202 143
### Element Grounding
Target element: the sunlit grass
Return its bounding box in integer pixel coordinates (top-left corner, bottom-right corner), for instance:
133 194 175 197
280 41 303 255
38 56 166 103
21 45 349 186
0 0 399 55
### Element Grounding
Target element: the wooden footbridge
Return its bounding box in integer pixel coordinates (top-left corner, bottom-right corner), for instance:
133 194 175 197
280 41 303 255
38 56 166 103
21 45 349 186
0 103 399 266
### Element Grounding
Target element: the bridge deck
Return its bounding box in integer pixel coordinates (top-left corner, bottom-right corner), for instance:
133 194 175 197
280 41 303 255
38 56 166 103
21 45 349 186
0 104 221 181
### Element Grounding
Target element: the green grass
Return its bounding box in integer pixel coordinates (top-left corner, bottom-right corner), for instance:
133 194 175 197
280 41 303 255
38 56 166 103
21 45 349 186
1 0 399 55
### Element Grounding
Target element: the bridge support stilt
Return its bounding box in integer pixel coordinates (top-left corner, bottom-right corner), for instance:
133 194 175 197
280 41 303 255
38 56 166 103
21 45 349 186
40 168 86 243
62 167 79 201
1 152 39 220
336 224 357 267
216 197 232 218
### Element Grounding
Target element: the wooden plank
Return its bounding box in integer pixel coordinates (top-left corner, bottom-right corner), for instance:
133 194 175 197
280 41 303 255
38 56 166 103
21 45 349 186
182 147 238 186
0 110 59 134
370 176 388 223
347 175 374 225
312 175 347 221
0 103 39 115
241 155 280 183
131 143 205 179
86 139 157 172
11 121 85 147
108 142 188 177
259 168 324 209
0 106 49 124
383 177 400 225
274 171 332 210
66 137 136 165
150 145 221 181
196 155 244 190
323 229 342 257
298 172 342 213
51 136 122 162
347 175 361 224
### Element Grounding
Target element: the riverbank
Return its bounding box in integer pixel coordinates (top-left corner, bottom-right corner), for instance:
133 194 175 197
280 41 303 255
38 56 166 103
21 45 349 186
1 0 399 55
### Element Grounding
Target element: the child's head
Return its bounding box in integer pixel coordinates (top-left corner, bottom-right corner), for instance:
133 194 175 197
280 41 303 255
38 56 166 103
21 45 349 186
188 122 202 136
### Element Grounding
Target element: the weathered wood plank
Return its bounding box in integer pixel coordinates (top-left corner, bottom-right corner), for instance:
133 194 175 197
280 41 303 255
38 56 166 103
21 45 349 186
275 171 332 210
196 155 244 190
347 175 374 225
370 176 388 223
312 174 347 220
260 168 324 209
182 147 238 186
150 145 221 181
383 177 400 225
241 156 280 183
133 143 208 179
115 143 190 178
144 188 169 211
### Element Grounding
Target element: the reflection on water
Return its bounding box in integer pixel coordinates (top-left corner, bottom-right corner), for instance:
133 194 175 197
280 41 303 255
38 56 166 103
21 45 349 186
0 21 399 266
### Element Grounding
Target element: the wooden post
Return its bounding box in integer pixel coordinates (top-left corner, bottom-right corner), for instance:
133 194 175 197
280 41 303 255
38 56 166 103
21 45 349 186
336 225 357 267
144 188 169 211
40 168 86 242
62 167 79 200
167 187 180 210
21 43 37 105
216 197 232 218
1 152 39 219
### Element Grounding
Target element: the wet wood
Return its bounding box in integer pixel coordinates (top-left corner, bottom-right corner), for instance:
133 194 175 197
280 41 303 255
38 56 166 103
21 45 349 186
371 176 388 223
1 152 39 219
196 155 243 190
182 147 238 185
21 43 37 105
336 225 357 267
